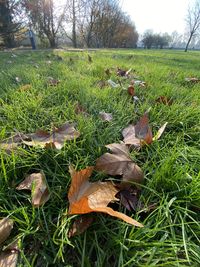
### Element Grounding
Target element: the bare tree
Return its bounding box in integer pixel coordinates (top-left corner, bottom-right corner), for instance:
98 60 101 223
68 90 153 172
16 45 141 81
22 0 67 48
185 0 200 52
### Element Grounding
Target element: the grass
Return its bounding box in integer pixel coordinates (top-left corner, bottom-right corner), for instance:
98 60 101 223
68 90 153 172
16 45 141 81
0 48 200 266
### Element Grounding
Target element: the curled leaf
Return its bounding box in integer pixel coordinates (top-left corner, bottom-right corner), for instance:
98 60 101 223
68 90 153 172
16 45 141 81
68 216 94 238
23 122 80 149
153 122 168 141
128 85 135 96
95 143 144 184
16 171 50 207
0 240 19 267
68 167 143 227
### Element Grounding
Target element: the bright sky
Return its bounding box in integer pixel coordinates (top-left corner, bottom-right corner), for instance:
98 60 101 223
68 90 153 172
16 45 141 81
122 0 192 34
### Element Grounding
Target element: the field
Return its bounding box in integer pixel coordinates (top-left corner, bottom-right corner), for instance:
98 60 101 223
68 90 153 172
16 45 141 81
0 48 200 267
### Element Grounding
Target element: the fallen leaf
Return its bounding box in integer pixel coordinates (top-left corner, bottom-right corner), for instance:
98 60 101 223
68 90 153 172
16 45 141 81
0 218 14 245
47 77 60 86
99 112 113 122
16 171 50 207
115 187 140 212
153 122 168 141
128 85 135 96
117 68 131 77
96 80 108 89
0 133 29 153
68 167 143 227
95 143 144 184
155 96 173 105
19 84 32 92
68 215 94 238
88 55 92 63
75 103 88 116
185 77 200 83
0 240 19 267
131 79 146 88
107 79 120 88
122 113 153 147
23 122 80 149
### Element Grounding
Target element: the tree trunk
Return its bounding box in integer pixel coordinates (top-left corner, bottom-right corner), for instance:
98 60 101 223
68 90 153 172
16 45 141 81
185 32 193 52
49 37 56 48
72 0 77 48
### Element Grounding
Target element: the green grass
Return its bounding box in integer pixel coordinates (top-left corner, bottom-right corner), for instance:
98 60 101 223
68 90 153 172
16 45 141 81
0 48 200 266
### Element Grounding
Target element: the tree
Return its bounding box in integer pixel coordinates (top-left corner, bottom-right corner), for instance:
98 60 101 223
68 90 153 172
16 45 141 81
185 0 200 52
0 0 20 47
23 0 66 48
142 30 154 49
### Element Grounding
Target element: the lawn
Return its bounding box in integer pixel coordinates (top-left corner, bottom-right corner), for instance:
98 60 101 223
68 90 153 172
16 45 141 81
0 48 200 267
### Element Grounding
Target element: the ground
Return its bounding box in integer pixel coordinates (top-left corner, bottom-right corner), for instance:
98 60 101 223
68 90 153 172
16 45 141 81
0 49 199 266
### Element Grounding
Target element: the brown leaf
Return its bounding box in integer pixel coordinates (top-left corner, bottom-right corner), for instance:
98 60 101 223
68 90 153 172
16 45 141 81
99 112 113 122
23 122 80 149
16 171 50 207
47 77 60 86
0 240 19 267
116 187 140 212
68 167 143 227
0 218 13 245
75 103 88 116
96 80 108 89
122 113 153 147
128 85 135 96
95 143 144 184
0 133 29 153
155 96 173 105
68 215 94 238
117 68 126 77
153 122 168 141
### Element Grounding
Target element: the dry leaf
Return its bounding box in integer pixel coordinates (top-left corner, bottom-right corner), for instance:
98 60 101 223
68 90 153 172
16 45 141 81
95 143 144 184
0 133 29 153
75 103 88 116
96 80 108 89
117 68 131 77
0 218 13 245
155 96 173 105
99 112 113 122
68 167 143 227
185 77 200 83
23 122 80 149
47 77 60 86
116 187 140 212
128 85 135 96
16 171 50 207
107 79 120 88
0 240 19 267
122 113 153 147
68 216 94 238
131 80 146 88
153 122 168 141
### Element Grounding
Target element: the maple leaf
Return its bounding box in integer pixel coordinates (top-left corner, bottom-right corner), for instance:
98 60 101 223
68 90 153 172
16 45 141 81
68 167 143 227
0 218 13 245
99 112 113 122
95 143 144 184
68 215 94 238
23 122 80 149
122 113 153 148
16 171 50 207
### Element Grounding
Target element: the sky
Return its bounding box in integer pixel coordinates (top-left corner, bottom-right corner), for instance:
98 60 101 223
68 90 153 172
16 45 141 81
121 0 192 34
